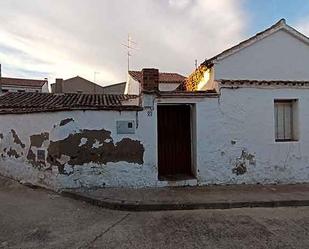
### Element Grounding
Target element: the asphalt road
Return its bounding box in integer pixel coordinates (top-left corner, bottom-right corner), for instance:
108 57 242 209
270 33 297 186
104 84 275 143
1 177 309 249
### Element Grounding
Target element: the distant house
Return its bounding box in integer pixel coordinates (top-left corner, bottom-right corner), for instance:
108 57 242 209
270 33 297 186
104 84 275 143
1 77 49 93
102 82 126 94
51 76 105 94
125 70 186 94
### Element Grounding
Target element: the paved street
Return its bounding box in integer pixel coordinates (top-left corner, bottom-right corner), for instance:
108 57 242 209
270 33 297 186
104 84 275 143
1 177 309 249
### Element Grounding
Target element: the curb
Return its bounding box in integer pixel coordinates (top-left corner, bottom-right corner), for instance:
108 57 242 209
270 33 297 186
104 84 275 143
61 190 309 212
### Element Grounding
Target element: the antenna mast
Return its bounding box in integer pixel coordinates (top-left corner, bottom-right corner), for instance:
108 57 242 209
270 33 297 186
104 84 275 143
122 34 138 72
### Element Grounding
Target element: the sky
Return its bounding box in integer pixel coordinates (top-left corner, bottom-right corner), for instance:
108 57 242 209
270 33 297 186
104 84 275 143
0 0 309 86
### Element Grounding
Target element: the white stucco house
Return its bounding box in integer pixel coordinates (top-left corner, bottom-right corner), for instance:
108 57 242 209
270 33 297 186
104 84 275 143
1 19 309 190
1 77 49 93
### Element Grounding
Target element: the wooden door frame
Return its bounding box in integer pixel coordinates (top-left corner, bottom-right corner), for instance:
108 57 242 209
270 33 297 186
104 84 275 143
156 103 197 180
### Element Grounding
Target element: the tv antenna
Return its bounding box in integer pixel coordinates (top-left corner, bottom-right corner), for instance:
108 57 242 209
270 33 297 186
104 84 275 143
122 34 138 72
94 71 100 83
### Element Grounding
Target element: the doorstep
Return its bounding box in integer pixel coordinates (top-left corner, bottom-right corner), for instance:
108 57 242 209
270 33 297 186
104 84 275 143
61 183 309 212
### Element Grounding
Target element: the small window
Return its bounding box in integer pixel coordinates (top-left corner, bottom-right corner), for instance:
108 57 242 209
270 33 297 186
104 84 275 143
274 99 298 142
2 89 8 93
17 90 25 93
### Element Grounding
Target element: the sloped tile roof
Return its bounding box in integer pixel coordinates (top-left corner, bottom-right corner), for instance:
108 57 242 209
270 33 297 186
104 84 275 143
129 71 186 84
1 77 47 87
0 92 140 114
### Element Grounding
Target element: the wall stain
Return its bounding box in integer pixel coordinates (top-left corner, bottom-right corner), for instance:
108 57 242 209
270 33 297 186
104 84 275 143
47 129 144 174
59 118 74 127
232 149 255 176
11 129 25 148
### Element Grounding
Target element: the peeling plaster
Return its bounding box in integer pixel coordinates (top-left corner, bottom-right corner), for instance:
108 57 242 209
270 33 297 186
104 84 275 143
27 132 50 169
59 118 74 127
7 148 20 158
29 133 49 147
232 149 256 176
11 129 25 148
47 129 144 174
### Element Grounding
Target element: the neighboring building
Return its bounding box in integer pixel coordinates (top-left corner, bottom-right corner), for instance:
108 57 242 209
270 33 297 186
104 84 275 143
51 76 106 94
1 77 49 93
125 70 186 94
102 82 126 94
2 19 309 190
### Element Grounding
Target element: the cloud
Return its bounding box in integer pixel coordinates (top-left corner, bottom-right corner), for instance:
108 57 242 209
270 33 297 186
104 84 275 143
0 0 247 86
295 18 309 37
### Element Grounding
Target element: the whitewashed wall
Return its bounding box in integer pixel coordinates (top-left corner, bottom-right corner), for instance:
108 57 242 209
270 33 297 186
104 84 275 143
215 30 309 80
2 86 43 93
0 109 158 190
158 83 180 91
124 74 140 95
125 74 181 94
197 87 309 185
2 87 309 189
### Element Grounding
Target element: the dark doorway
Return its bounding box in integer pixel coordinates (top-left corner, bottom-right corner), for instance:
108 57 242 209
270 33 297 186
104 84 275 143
157 105 193 180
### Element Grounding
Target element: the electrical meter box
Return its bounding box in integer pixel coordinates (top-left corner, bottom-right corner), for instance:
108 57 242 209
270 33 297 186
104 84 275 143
116 120 135 134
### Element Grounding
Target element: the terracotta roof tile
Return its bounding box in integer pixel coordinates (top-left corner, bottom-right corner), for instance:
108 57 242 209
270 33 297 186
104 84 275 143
129 71 186 84
0 92 140 114
1 77 47 87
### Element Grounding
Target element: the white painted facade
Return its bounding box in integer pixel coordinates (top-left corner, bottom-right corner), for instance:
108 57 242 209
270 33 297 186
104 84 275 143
215 30 309 80
2 82 49 93
124 74 140 95
2 86 309 190
0 109 158 190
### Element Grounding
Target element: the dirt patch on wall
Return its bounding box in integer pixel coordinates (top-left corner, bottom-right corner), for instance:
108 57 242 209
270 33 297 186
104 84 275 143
47 129 144 174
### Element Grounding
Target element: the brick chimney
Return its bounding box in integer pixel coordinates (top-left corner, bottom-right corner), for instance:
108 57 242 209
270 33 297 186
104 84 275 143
141 68 159 91
54 78 63 93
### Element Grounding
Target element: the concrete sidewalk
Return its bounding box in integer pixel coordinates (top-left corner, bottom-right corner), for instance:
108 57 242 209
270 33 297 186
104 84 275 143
61 183 309 211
